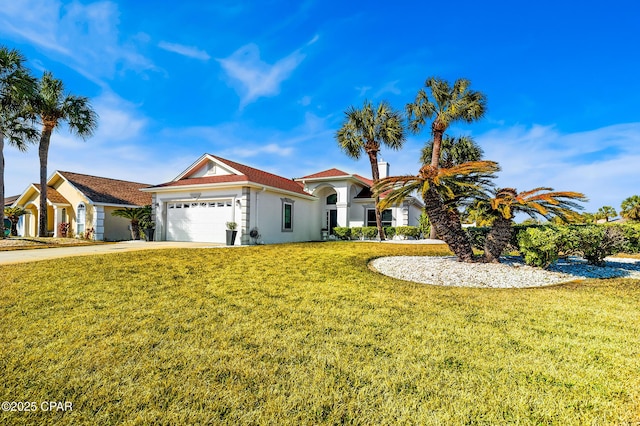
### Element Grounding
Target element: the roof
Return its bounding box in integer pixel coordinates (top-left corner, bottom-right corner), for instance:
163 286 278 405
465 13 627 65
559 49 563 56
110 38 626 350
33 185 71 205
4 195 19 206
297 168 373 187
149 155 309 197
57 171 152 206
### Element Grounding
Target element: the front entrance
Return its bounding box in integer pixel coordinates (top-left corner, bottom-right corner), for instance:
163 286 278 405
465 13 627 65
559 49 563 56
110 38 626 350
328 209 338 234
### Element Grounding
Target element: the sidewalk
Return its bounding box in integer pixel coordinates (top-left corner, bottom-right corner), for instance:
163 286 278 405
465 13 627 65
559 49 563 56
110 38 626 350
0 241 220 265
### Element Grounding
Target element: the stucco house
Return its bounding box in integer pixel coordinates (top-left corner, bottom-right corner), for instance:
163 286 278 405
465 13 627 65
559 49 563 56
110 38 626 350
143 154 423 245
13 171 152 240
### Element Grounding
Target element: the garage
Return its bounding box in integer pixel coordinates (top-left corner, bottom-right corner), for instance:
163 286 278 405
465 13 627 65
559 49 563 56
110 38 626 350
166 200 233 242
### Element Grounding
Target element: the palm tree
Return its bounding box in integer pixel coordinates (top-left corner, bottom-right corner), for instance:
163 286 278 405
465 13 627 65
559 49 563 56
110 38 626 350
406 77 486 169
620 195 640 221
406 78 486 239
595 205 617 222
481 187 587 263
420 135 484 168
336 100 405 240
4 206 26 236
420 134 484 238
111 207 146 240
32 71 97 237
374 160 500 262
0 46 38 238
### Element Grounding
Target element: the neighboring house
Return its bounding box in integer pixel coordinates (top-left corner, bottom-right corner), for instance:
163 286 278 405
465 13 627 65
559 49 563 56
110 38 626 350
4 195 19 207
12 171 152 240
142 154 423 245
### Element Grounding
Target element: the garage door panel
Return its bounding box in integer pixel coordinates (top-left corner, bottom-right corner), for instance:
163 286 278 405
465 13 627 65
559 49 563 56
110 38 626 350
166 201 232 242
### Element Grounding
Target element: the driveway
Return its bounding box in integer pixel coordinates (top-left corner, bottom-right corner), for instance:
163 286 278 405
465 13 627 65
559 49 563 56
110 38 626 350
0 241 221 265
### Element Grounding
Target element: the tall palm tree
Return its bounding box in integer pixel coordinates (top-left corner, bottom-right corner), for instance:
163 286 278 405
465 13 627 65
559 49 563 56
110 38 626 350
374 160 500 262
406 78 486 239
406 77 487 169
620 195 640 221
32 71 97 237
336 100 405 240
420 134 484 238
481 187 586 263
0 46 38 238
420 135 484 168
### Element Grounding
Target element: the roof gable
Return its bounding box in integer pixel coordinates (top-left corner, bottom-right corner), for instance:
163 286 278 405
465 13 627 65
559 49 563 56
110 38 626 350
33 185 71 205
149 154 309 196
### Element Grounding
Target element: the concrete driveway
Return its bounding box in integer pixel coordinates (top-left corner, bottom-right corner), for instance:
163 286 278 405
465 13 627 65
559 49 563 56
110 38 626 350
0 241 222 265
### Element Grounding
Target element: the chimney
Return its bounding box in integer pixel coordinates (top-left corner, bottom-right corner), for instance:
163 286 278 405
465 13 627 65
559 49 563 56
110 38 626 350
378 160 389 179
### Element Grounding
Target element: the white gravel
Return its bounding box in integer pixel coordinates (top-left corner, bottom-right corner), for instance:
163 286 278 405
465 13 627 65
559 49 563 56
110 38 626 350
370 256 640 288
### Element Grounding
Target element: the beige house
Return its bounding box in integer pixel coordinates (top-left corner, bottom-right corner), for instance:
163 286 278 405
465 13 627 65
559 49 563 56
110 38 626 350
13 171 152 241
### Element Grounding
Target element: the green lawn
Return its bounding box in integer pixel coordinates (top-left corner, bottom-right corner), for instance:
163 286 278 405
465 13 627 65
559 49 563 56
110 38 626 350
1 242 639 425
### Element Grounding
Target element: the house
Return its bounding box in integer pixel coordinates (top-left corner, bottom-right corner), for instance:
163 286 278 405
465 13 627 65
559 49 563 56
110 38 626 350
142 154 423 244
12 171 152 240
4 195 19 207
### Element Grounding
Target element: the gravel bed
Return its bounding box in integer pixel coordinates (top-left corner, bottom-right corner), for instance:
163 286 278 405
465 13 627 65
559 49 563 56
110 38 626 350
370 256 640 288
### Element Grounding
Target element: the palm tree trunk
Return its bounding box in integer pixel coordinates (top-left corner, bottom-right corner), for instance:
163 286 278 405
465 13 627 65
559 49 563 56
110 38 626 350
483 216 513 263
38 125 52 237
423 186 475 262
0 131 5 239
131 220 140 240
367 147 386 241
428 125 445 239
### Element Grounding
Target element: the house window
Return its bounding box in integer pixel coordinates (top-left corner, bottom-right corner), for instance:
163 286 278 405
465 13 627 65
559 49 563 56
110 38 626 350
281 198 294 232
77 203 86 234
326 193 337 205
366 208 392 227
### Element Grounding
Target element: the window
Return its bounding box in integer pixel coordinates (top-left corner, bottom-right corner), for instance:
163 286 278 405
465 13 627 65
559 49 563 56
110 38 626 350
281 198 294 231
326 193 337 205
77 203 86 234
366 209 392 227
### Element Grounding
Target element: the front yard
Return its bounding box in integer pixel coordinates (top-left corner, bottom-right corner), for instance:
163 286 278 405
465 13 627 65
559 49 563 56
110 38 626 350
0 237 105 251
1 242 638 424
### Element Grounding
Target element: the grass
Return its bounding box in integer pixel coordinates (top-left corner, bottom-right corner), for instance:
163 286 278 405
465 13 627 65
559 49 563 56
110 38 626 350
1 242 639 425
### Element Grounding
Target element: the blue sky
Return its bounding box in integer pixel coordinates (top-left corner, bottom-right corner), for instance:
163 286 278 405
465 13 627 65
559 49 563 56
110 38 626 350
2 0 639 215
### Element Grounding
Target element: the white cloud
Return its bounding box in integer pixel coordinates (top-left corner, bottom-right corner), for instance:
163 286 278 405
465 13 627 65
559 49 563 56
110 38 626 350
0 0 157 83
375 80 401 97
158 41 210 60
477 123 640 212
217 43 306 107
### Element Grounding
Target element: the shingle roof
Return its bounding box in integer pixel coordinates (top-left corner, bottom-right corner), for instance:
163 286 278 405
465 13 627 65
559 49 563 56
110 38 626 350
33 185 71 205
3 195 19 206
58 171 152 206
299 168 352 179
150 156 309 197
298 168 374 187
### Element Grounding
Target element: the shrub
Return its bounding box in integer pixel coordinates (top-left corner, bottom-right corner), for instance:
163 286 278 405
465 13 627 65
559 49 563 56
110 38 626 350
351 227 363 240
396 226 419 239
361 226 378 240
333 227 351 240
518 227 563 268
384 226 396 238
573 225 627 266
465 226 490 250
58 222 70 238
612 223 640 253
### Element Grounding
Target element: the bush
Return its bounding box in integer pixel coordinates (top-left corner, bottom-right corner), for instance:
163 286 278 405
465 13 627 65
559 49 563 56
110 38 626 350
396 226 419 239
384 226 396 238
518 227 563 268
573 226 627 266
350 227 363 240
465 226 490 250
332 227 351 240
611 223 640 253
361 226 378 240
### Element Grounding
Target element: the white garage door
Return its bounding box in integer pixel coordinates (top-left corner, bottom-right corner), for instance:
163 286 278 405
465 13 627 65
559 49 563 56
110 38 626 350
166 200 233 242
